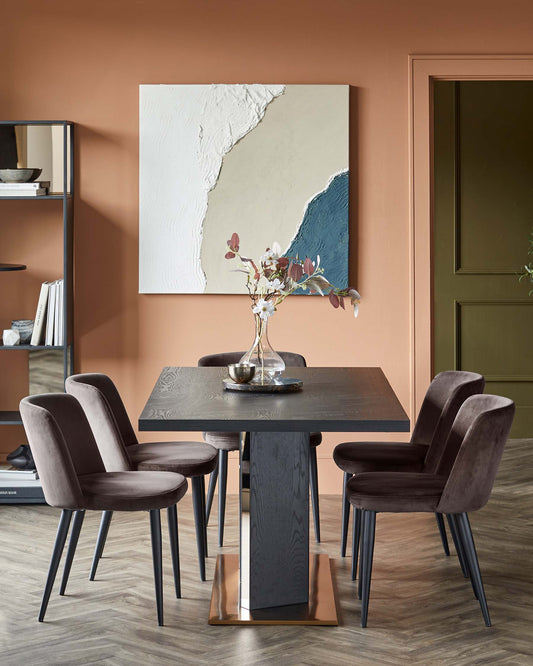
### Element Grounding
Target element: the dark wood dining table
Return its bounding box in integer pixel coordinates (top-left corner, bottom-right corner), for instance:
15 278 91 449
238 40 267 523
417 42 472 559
139 366 409 625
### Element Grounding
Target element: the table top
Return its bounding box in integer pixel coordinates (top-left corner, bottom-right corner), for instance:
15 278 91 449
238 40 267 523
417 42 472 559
139 367 410 433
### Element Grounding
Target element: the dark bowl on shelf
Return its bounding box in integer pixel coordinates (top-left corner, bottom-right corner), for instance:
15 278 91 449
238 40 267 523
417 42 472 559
0 168 42 183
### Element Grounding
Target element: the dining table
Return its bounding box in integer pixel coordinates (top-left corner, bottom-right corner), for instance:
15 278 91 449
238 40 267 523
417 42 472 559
139 366 410 625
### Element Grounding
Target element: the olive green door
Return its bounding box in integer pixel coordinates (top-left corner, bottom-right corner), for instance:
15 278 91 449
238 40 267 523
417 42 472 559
433 81 533 437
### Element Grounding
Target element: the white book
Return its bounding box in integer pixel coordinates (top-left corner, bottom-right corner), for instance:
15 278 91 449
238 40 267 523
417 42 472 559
0 181 50 189
0 188 47 196
0 469 38 481
58 280 64 345
54 279 62 346
0 478 42 487
45 281 57 346
30 281 51 345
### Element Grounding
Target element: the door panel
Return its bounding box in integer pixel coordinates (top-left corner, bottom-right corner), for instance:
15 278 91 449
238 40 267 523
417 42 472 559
433 81 533 436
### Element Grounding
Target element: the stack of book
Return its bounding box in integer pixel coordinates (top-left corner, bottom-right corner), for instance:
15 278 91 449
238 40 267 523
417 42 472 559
0 465 45 503
0 181 50 197
30 279 65 346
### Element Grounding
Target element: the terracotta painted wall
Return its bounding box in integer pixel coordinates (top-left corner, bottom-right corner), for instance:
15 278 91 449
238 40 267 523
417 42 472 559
2 0 533 492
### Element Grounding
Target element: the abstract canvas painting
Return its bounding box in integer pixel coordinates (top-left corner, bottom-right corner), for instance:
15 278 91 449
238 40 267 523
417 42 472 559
139 84 349 294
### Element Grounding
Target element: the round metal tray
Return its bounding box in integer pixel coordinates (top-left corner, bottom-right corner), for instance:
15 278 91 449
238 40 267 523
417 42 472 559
223 377 303 393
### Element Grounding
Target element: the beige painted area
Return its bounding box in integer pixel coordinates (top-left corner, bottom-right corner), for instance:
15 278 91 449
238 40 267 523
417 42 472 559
201 85 348 293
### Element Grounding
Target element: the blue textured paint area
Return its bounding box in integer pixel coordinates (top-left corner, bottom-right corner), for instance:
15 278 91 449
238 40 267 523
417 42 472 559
284 171 349 294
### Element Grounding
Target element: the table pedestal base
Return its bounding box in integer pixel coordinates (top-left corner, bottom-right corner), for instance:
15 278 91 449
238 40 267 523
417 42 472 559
208 554 338 625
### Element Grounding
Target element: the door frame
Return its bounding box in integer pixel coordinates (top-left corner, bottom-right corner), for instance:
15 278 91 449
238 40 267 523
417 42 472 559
408 54 533 419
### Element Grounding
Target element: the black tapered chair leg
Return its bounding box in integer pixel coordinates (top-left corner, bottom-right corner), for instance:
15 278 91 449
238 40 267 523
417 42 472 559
89 510 113 581
446 513 470 579
448 514 479 599
59 510 85 595
39 509 73 622
351 506 361 581
167 504 181 598
205 463 218 524
309 446 321 543
191 476 206 581
149 509 164 626
218 450 228 547
341 472 351 557
435 512 450 556
360 510 376 628
200 474 208 558
455 512 491 627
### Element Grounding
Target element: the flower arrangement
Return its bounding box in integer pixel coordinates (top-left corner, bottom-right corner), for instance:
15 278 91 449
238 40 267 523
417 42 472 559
225 232 360 383
225 232 360 318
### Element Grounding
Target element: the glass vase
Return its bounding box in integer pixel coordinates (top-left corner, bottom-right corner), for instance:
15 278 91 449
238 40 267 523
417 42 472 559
240 314 285 384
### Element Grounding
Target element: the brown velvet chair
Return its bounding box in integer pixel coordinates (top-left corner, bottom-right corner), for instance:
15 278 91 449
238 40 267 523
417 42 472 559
347 394 514 627
65 373 217 581
20 393 188 625
198 351 322 545
333 370 485 563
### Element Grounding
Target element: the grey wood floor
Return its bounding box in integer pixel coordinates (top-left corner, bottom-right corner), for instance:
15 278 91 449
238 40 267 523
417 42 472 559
0 439 531 665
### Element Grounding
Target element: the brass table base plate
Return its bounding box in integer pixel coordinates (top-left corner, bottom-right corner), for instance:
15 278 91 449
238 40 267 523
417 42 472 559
208 554 338 625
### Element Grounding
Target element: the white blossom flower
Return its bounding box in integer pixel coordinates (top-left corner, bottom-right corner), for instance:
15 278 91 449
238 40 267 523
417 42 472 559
261 242 282 269
267 278 285 293
253 298 275 320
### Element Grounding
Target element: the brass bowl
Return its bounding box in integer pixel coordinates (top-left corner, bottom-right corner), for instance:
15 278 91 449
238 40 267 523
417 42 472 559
228 362 256 384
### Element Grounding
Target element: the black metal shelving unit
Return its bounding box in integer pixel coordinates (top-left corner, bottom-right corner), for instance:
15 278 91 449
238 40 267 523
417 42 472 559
0 121 74 502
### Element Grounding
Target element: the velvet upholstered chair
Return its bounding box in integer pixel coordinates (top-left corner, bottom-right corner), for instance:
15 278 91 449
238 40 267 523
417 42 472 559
198 351 322 545
347 394 514 627
20 393 188 626
333 370 485 565
65 374 217 581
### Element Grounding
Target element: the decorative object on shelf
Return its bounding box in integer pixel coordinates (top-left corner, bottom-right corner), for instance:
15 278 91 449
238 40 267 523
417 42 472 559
223 377 303 393
0 167 42 183
227 362 256 384
226 233 360 384
11 319 34 344
2 328 20 346
139 84 349 294
6 444 35 471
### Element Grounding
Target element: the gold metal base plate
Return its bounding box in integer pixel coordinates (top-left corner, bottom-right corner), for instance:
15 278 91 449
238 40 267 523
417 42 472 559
208 554 338 625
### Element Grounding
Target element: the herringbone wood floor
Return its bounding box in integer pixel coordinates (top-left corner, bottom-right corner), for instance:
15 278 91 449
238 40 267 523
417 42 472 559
0 439 531 665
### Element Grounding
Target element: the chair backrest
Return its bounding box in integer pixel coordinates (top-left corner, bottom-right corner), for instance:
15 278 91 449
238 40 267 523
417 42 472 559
410 371 485 472
198 351 307 367
436 394 515 514
20 393 106 508
65 373 136 472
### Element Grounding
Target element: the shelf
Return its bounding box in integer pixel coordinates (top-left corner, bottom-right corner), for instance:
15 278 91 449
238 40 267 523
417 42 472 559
0 411 22 425
0 120 73 126
0 263 26 271
0 344 67 350
0 194 71 200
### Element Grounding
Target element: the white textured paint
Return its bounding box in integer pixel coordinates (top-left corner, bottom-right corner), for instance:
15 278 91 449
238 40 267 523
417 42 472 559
139 84 285 293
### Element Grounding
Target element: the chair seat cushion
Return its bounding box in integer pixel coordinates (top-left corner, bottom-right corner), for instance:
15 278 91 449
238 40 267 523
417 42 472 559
203 431 240 451
129 442 218 477
79 471 188 511
346 472 447 513
333 442 427 475
204 431 322 450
